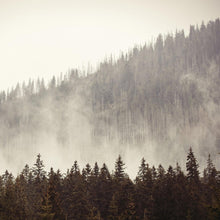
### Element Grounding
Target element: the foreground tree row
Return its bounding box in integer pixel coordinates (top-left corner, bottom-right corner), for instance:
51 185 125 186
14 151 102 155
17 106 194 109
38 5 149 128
0 147 220 220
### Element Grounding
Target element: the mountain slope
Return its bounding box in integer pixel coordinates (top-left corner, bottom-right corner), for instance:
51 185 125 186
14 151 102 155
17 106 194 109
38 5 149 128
0 19 220 173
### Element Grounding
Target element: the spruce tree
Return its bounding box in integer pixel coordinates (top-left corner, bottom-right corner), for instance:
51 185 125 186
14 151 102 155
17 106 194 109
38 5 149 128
186 147 199 184
114 155 125 181
186 147 204 220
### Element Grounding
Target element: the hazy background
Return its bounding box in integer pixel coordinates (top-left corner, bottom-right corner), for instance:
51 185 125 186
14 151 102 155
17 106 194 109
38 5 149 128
0 0 220 178
0 0 220 91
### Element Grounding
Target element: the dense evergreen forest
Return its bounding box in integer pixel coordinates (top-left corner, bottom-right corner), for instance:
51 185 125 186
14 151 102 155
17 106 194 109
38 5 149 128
0 19 220 170
0 148 220 219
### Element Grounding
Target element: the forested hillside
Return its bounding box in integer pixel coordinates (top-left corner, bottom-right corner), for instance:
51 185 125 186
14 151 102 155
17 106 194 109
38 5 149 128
0 19 220 171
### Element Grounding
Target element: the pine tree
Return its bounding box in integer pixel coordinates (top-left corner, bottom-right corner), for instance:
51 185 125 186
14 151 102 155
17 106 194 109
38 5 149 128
2 171 17 220
32 154 47 217
33 154 46 183
172 163 188 219
71 160 80 176
152 164 167 219
98 163 113 219
92 162 100 178
84 163 92 181
203 154 219 219
206 154 217 184
186 147 199 184
114 155 125 181
14 174 29 219
68 176 90 220
186 147 204 220
136 158 147 182
135 159 153 219
89 162 101 211
62 164 90 219
48 168 65 220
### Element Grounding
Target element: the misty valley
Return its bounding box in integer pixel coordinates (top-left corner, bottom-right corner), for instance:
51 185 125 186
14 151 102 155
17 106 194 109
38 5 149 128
0 18 220 219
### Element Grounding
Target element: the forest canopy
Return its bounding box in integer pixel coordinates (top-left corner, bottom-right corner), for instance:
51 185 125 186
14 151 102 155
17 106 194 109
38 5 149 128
0 148 219 219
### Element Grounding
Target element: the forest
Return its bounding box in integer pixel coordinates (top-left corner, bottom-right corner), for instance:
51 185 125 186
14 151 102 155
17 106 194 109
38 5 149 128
0 148 219 219
0 18 220 219
0 19 220 170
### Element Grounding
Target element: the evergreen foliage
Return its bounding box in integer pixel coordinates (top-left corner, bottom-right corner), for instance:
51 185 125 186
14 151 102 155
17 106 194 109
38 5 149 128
0 149 219 219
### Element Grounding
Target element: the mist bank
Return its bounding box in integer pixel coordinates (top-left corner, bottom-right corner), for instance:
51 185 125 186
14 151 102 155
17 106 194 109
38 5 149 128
0 18 220 176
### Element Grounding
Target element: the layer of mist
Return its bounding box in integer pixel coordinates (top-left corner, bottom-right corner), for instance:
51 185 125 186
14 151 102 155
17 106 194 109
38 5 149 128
0 19 220 179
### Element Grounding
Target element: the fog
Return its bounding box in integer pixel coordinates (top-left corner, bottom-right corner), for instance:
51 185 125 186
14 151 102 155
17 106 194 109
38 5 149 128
0 89 157 179
0 63 220 179
0 1 220 179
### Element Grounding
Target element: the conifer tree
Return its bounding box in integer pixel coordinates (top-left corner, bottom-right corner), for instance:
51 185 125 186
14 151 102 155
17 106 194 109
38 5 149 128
2 172 17 220
186 147 199 184
33 154 46 183
136 158 147 182
135 159 153 219
98 163 112 218
186 147 204 220
32 154 47 217
114 155 125 181
14 174 29 219
68 176 90 220
48 168 65 220
89 162 101 211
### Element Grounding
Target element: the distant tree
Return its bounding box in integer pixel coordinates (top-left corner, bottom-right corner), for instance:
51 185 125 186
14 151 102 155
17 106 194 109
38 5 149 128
49 76 56 90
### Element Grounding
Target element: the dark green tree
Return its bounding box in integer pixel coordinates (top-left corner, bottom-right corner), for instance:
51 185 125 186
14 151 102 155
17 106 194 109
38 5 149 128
114 155 125 181
186 147 204 220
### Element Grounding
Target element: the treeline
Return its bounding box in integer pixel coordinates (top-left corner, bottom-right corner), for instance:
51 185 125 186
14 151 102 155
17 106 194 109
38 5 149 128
0 69 80 103
0 148 220 219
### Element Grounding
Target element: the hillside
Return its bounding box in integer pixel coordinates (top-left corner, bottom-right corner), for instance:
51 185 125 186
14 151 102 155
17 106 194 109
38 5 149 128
0 19 220 172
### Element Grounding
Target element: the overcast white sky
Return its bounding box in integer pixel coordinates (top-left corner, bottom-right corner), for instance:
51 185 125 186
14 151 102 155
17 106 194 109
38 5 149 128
0 0 219 91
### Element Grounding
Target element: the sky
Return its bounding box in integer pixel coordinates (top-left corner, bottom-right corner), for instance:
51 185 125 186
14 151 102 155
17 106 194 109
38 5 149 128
0 0 219 91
